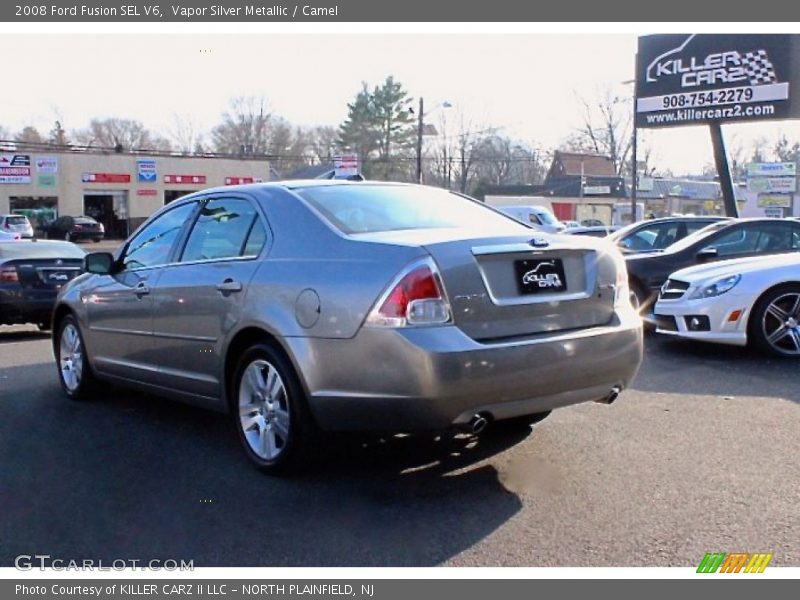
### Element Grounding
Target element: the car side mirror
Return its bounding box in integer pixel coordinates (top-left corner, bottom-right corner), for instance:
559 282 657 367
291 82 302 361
84 252 115 275
696 247 718 262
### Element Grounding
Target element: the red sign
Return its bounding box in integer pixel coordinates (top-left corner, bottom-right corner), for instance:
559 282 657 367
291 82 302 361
82 173 131 184
225 177 263 185
137 189 158 196
164 174 206 184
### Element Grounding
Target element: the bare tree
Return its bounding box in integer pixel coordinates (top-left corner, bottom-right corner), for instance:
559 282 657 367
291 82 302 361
564 86 633 176
211 95 275 155
167 113 204 154
75 117 172 151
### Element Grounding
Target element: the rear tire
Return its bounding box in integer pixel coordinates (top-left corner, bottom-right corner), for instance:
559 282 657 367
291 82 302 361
231 342 318 474
749 284 800 358
55 315 98 400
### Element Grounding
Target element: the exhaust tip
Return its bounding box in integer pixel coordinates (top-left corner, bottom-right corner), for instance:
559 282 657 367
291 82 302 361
596 385 622 405
468 414 489 434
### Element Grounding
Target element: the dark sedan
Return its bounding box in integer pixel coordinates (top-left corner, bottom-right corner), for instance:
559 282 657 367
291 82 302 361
609 216 730 254
0 241 85 330
41 215 105 242
625 218 800 309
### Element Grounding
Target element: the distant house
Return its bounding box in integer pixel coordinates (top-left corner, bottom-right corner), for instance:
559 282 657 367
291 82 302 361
482 151 628 225
632 177 745 217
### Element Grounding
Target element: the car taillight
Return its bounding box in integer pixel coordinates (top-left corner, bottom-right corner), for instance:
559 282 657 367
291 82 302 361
366 258 451 328
0 266 19 283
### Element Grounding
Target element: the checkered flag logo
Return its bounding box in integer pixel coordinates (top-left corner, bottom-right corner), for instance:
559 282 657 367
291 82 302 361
743 50 778 85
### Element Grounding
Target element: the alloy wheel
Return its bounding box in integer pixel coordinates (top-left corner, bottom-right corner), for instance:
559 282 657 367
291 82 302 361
59 323 84 392
761 292 800 356
238 359 291 460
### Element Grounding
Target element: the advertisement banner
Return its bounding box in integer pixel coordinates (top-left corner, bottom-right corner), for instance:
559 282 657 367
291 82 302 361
164 174 206 184
757 194 793 208
0 153 32 183
35 156 59 173
37 174 57 187
746 162 796 177
82 172 131 183
225 176 263 185
137 159 157 182
636 34 800 128
746 176 797 193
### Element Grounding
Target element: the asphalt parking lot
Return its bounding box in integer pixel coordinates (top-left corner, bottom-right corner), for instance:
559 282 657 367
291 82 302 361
0 326 797 567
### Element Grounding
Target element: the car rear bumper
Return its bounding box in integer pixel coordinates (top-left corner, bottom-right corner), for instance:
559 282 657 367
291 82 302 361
286 308 643 431
0 292 56 325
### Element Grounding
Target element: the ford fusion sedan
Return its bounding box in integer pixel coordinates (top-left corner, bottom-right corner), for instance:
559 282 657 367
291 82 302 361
653 252 800 357
52 181 642 473
625 218 800 310
0 240 85 329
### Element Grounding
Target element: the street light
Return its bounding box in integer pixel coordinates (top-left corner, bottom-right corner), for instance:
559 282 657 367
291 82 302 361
414 98 452 184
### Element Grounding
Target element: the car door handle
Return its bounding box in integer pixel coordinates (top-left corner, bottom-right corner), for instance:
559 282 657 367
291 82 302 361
133 282 150 297
216 279 243 293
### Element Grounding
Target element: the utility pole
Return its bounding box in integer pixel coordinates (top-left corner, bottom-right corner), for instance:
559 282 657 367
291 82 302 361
631 54 639 224
709 122 739 217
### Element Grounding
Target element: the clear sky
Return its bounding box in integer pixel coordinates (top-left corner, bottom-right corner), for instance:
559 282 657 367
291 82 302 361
3 32 800 175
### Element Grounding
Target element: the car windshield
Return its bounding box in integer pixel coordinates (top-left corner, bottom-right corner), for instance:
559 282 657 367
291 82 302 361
0 241 85 259
665 220 732 253
6 216 29 225
535 210 559 226
295 185 526 234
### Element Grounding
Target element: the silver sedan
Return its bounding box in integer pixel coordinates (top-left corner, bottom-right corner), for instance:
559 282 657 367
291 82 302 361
52 181 643 473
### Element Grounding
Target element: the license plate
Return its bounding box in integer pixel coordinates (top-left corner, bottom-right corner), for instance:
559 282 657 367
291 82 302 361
514 258 567 294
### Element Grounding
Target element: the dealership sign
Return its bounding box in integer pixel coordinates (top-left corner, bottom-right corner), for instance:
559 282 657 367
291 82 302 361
636 35 800 127
757 194 793 208
0 154 32 184
334 153 359 177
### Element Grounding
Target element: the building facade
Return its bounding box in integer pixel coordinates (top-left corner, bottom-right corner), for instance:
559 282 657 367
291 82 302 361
0 151 272 237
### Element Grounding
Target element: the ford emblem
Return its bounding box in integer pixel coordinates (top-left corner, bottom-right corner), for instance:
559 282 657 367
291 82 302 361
530 237 549 248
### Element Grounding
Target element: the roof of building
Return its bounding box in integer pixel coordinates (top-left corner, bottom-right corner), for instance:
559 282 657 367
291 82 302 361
550 151 618 178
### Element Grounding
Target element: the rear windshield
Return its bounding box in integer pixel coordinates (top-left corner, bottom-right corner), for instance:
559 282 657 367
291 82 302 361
5 216 29 225
295 185 525 234
0 241 85 259
75 217 97 224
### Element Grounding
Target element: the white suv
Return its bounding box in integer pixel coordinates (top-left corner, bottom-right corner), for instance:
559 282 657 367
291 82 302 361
0 214 34 239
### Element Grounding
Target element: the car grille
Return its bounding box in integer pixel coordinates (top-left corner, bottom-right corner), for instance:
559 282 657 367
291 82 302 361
659 279 690 300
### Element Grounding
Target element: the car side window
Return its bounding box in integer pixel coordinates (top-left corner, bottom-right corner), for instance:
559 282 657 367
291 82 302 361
753 222 794 252
792 224 800 250
686 220 713 235
122 202 197 271
180 198 261 262
243 218 267 257
707 225 761 257
528 213 543 226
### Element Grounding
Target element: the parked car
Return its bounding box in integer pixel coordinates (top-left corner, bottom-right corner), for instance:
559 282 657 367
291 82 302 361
563 220 582 229
0 240 85 330
0 214 35 239
52 181 642 473
495 205 566 233
40 215 105 242
565 225 621 238
653 252 800 357
581 218 606 227
626 218 800 310
609 216 730 254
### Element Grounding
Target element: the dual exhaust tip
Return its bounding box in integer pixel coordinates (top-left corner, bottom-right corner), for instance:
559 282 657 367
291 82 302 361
464 385 623 434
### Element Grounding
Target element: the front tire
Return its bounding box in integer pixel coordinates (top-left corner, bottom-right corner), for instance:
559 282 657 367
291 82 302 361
231 343 318 474
56 315 98 400
750 284 800 358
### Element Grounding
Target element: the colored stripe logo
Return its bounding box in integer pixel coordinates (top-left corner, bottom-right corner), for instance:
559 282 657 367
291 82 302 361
697 552 773 573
